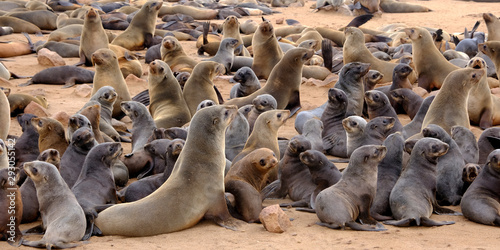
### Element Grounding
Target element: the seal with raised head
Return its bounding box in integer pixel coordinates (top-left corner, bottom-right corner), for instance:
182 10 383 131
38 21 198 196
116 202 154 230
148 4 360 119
95 105 241 236
229 66 261 99
91 48 131 119
364 90 403 133
149 60 191 128
321 88 348 158
483 13 500 42
204 38 239 74
225 148 278 222
160 36 198 73
385 138 459 227
461 149 500 226
247 94 277 133
226 47 314 116
60 127 97 189
315 145 387 231
111 1 162 50
334 62 370 116
343 115 367 158
14 113 39 167
32 117 69 156
121 101 155 154
79 7 108 66
389 88 423 120
251 20 283 79
421 67 484 134
22 161 86 249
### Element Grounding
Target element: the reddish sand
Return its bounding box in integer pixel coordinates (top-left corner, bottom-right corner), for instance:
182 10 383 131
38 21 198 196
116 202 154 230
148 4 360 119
2 0 500 249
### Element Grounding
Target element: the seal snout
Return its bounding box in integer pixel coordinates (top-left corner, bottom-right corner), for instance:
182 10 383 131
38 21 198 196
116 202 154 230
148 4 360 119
374 146 387 161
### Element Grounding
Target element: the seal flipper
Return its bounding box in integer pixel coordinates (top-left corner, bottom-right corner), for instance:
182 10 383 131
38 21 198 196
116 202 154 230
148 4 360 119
74 53 87 67
316 222 342 229
136 161 154 179
416 73 433 92
214 85 225 104
433 204 462 215
479 108 493 130
18 80 34 87
285 91 301 117
261 179 287 199
370 212 393 221
321 39 333 72
420 217 455 227
280 199 309 208
22 224 45 235
346 221 386 231
144 33 154 49
225 180 262 223
295 207 316 213
131 89 150 106
62 77 77 88
204 193 245 231
383 218 414 227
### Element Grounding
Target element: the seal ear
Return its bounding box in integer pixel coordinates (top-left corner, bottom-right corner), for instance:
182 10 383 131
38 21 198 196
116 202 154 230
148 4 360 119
404 139 417 154
213 117 220 125
47 124 52 131
364 155 369 163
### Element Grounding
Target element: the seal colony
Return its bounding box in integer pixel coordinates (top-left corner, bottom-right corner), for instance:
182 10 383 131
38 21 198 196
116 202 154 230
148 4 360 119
2 0 500 248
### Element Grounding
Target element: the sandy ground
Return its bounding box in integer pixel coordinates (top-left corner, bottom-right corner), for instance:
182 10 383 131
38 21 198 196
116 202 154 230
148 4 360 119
2 0 500 249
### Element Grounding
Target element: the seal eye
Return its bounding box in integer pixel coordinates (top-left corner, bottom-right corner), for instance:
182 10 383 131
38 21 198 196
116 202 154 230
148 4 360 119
259 159 265 166
277 113 282 119
32 167 38 175
38 121 43 127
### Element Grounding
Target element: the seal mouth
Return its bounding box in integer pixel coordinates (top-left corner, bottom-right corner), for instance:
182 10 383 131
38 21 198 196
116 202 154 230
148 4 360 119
87 8 97 18
163 39 174 50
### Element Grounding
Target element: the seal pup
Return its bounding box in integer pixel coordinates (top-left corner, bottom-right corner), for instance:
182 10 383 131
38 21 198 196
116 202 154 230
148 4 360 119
404 27 459 91
299 149 342 210
451 125 479 164
32 117 69 156
22 161 86 249
334 62 370 116
347 116 394 157
121 101 155 154
478 127 500 164
321 88 348 158
302 119 324 152
225 106 249 161
91 48 131 119
315 145 387 231
14 114 39 167
364 90 403 133
72 142 121 239
225 148 278 222
95 105 242 236
229 66 261 99
60 127 97 189
370 132 404 221
204 38 239 74
251 20 283 79
422 124 466 206
375 63 413 112
385 138 459 227
461 149 500 226
0 168 23 246
402 95 434 139
343 116 367 158
111 1 163 50
462 163 482 193
183 61 225 117
148 60 191 129
84 86 121 141
226 47 314 116
422 67 484 134
389 88 423 120
247 94 277 133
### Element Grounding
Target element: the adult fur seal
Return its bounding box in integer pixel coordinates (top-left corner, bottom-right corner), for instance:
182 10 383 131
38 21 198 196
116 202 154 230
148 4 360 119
22 161 86 249
19 66 95 88
160 36 198 73
251 20 283 79
148 60 191 128
7 93 48 116
79 7 109 66
92 48 131 119
421 67 484 134
385 138 459 227
226 47 314 115
483 13 500 42
315 145 387 231
95 105 241 236
225 148 278 222
461 149 500 226
111 1 162 50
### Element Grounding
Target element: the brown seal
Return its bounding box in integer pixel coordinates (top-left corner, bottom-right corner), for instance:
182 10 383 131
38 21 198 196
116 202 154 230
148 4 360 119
111 1 163 50
226 47 314 115
7 93 48 116
483 13 500 42
379 0 431 13
315 145 387 231
5 10 57 30
79 7 109 66
0 16 42 34
222 15 250 56
0 87 9 140
160 36 198 73
31 117 69 156
22 161 86 249
91 48 131 119
224 148 278 222
385 138 459 227
421 67 484 134
479 41 500 84
0 168 23 246
461 149 500 226
158 5 218 20
148 60 191 128
405 27 459 91
95 105 242 236
251 20 283 79
182 61 225 117
465 57 494 129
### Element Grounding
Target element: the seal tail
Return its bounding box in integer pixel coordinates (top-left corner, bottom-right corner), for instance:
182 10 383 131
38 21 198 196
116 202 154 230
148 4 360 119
345 14 373 28
131 89 150 106
321 39 333 72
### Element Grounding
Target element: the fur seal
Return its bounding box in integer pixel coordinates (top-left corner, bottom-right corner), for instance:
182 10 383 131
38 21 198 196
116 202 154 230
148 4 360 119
85 86 120 141
72 142 121 239
422 67 484 134
148 60 191 128
221 15 250 57
464 57 494 129
247 94 277 133
334 62 370 116
422 124 465 206
230 66 261 99
22 161 86 248
299 149 342 209
364 90 403 133
160 36 198 73
14 114 39 167
0 168 23 246
402 95 434 139
451 125 479 164
111 1 162 50
32 117 68 156
385 138 459 227
478 127 500 164
343 116 367 158
389 88 423 120
302 118 324 152
95 105 241 236
225 107 249 162
204 38 239 74
483 13 500 42
479 41 500 83
375 63 413 112
347 116 394 157
0 16 42 34
0 88 8 141
461 149 500 226
19 66 95 88
121 101 155 154
226 47 314 115
225 148 278 222
183 61 225 117
78 104 107 144
79 7 109 66
251 20 283 79
315 145 387 231
60 127 97 189
7 93 48 116
91 48 132 119
379 0 431 13
405 27 459 91
321 88 348 158
462 163 482 193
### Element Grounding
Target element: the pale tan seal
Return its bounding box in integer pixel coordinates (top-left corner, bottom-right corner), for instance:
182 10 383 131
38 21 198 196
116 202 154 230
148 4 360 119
95 105 241 236
160 36 198 73
251 20 283 79
79 7 109 66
